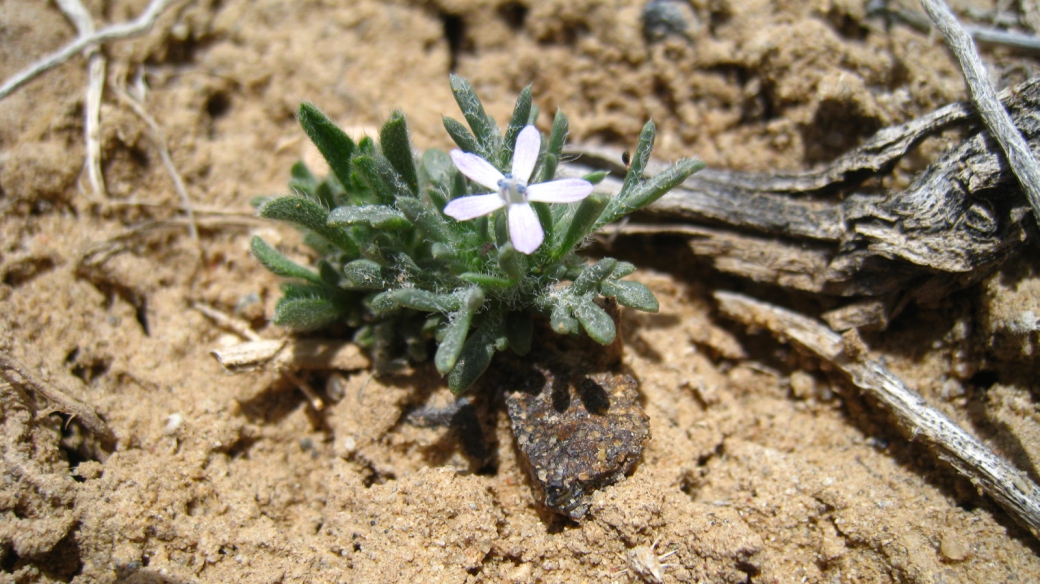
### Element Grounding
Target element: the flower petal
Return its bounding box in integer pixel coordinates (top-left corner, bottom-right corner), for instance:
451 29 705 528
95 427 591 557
443 193 506 221
525 178 593 203
450 150 504 190
511 125 540 182
507 203 544 254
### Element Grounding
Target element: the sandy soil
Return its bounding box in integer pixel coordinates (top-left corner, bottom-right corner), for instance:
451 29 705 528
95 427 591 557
2 0 1040 582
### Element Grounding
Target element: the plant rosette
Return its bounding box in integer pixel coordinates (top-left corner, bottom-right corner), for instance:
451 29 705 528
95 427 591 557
252 75 704 515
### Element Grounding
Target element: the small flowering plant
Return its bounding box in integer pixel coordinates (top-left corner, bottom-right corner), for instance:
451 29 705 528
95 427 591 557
252 75 703 394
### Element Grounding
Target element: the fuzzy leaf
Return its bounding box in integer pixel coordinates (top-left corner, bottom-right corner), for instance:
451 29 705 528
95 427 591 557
582 170 609 185
420 149 455 210
379 110 419 196
595 158 704 229
552 192 608 259
449 74 502 162
327 205 411 230
258 196 358 256
298 103 355 188
388 289 461 313
448 313 501 395
538 110 568 182
571 300 616 345
396 197 453 243
368 291 402 315
459 272 514 289
442 116 481 156
288 161 318 196
614 158 705 217
497 244 527 282
343 259 390 289
602 279 659 312
500 85 533 168
571 258 617 295
550 302 580 336
251 236 323 285
435 309 473 374
353 155 396 205
274 296 344 331
622 119 655 194
318 260 342 287
613 261 637 278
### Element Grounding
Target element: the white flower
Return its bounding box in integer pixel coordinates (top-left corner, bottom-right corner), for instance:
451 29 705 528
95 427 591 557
443 125 594 254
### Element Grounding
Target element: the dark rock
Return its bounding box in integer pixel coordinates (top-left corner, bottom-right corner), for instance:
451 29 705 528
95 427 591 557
504 366 650 519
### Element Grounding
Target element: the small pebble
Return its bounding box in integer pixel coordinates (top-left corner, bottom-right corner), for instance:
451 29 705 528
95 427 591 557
940 532 971 562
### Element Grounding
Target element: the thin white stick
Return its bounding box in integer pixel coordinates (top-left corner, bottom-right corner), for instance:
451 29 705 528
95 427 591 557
715 291 1040 541
112 85 200 243
919 0 1040 230
0 0 178 100
55 0 109 200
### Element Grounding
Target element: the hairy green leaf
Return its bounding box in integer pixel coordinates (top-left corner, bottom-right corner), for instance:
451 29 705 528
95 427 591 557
274 297 344 331
343 259 391 289
435 308 473 375
258 196 358 256
442 116 481 156
501 85 533 169
327 205 411 230
538 110 568 182
388 288 462 312
571 258 617 295
552 192 608 259
448 312 502 395
298 103 355 188
459 272 514 289
602 279 659 312
379 110 419 196
571 299 616 345
550 302 579 336
250 236 324 285
449 74 502 162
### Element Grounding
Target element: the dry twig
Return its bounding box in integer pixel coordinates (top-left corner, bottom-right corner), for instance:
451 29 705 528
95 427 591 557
0 0 179 100
111 85 200 244
55 0 108 200
715 291 1040 541
876 1 1040 54
196 303 371 412
0 350 115 447
919 0 1040 230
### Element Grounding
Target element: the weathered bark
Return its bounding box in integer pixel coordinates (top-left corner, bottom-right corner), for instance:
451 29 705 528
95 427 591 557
566 75 1040 325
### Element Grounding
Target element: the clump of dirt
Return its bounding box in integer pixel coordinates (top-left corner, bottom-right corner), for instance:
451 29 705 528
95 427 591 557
2 0 1040 582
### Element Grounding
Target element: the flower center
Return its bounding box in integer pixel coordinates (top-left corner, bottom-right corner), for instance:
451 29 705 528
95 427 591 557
497 173 528 205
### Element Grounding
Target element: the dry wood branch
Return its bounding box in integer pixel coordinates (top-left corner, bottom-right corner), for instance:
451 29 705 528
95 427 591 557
714 290 1040 541
0 350 115 447
920 0 1040 230
567 75 1040 317
0 0 179 100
